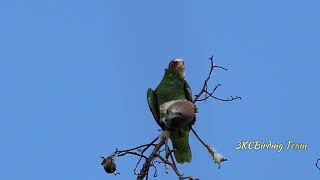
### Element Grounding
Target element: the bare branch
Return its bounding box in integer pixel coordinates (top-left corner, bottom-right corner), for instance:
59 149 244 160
101 136 159 176
191 127 211 152
191 127 227 168
157 154 184 179
117 136 158 154
195 84 221 102
203 89 241 102
137 130 170 180
193 55 241 104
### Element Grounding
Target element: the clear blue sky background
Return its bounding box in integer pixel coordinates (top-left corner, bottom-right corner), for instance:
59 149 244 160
0 0 319 179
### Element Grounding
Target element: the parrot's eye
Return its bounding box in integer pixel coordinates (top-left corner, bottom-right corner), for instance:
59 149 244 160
169 61 175 67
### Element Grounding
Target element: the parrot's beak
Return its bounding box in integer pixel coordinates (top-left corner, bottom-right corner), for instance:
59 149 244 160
178 61 185 78
177 61 184 72
174 59 185 78
176 61 184 69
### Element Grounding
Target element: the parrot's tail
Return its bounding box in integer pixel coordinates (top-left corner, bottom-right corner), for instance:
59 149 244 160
170 128 192 164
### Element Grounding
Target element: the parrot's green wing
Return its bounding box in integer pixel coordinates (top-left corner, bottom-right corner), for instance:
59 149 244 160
184 80 193 102
184 80 197 124
147 88 164 129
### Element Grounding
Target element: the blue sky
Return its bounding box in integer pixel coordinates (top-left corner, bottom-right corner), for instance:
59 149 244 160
0 0 319 179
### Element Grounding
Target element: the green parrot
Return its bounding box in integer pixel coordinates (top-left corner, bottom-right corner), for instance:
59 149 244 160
147 58 196 163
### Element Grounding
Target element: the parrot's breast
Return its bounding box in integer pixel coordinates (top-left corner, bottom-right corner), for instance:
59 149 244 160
159 100 180 116
159 100 192 128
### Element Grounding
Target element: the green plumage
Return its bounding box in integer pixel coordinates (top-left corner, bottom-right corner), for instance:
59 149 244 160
147 67 194 163
170 127 192 163
155 69 186 105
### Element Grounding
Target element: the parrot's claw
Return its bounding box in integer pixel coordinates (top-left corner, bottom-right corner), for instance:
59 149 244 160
194 105 199 113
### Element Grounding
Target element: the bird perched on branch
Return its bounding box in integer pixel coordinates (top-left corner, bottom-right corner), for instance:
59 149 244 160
147 58 197 163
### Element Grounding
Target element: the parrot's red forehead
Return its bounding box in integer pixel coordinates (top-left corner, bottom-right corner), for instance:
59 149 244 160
168 58 184 68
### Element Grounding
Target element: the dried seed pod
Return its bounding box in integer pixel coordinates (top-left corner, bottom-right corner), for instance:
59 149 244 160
101 157 116 174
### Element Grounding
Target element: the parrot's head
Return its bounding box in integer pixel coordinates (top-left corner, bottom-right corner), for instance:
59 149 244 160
168 58 185 79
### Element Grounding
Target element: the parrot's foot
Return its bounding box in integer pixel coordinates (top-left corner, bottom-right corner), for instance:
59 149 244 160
194 105 198 113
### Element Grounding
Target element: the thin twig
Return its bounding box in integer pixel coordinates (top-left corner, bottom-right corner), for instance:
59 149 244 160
204 89 241 102
191 127 227 168
117 136 158 154
118 151 148 159
193 55 240 104
190 127 214 156
157 154 184 180
196 84 221 101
